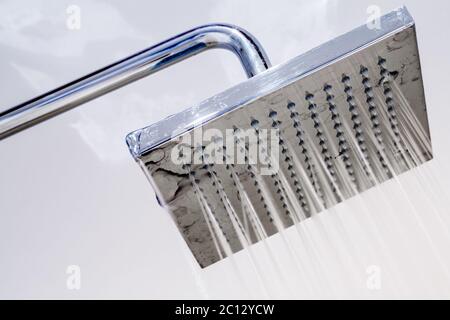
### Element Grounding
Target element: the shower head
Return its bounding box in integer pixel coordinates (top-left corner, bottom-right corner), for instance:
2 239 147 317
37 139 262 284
126 7 431 268
0 5 431 269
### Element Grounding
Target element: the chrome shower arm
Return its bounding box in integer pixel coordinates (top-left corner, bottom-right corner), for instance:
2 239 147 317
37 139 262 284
0 24 271 140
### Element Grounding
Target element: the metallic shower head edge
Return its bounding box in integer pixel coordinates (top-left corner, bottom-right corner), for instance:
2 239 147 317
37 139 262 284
126 6 415 158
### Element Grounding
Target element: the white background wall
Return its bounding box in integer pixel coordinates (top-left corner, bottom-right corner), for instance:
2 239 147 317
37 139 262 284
1 0 450 299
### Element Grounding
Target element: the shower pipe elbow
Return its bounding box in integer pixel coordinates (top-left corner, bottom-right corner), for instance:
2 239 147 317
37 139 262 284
0 23 271 140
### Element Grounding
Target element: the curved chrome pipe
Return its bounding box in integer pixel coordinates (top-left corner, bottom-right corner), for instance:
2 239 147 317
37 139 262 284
0 24 271 140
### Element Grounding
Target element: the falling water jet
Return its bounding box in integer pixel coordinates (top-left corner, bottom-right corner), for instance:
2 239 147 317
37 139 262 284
227 128 303 297
357 122 450 281
374 80 450 244
282 137 365 290
180 146 272 298
340 73 375 184
306 144 370 283
286 100 325 208
267 109 311 216
323 83 358 196
239 119 338 296
195 145 250 247
279 96 364 282
284 94 376 280
250 118 310 223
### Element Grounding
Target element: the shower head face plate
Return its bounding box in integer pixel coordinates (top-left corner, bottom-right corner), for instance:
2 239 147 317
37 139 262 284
126 7 431 268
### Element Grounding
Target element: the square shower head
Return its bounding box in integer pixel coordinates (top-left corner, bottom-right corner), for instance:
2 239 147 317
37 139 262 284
126 7 431 268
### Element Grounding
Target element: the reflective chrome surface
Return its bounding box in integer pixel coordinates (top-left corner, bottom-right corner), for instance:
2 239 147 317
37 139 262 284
0 24 271 140
127 7 415 157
